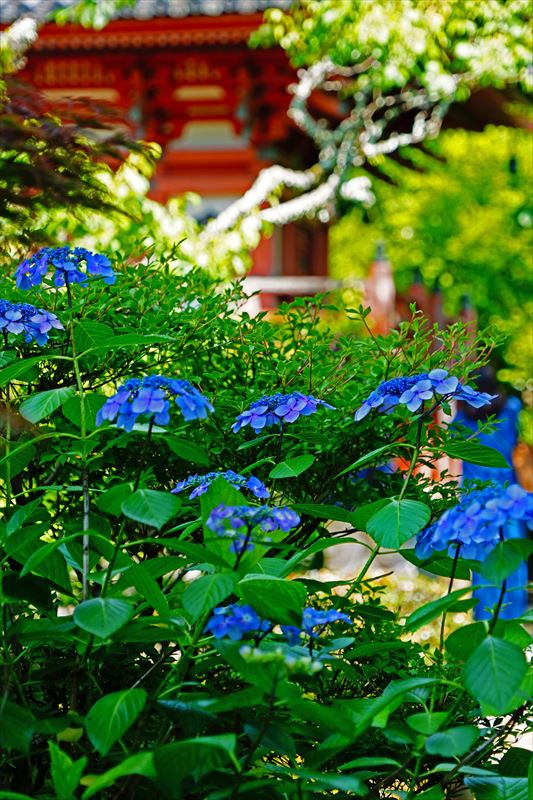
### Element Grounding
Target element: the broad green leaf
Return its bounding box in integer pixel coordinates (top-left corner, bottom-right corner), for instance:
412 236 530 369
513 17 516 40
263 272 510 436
238 574 306 625
425 725 478 756
62 392 105 432
74 598 133 638
478 539 533 584
290 503 356 524
0 355 50 386
367 498 431 548
464 776 528 800
0 701 35 753
126 562 170 617
0 350 16 368
401 547 472 580
183 573 237 620
403 587 471 632
74 320 114 353
0 441 35 481
20 386 75 424
81 333 175 355
446 622 487 660
336 443 412 477
121 490 180 530
464 636 528 714
164 436 210 466
154 735 237 798
85 689 147 756
338 756 401 771
82 752 155 799
199 476 244 522
96 483 133 517
443 441 509 468
407 712 449 735
49 742 87 800
269 454 315 479
498 747 532 778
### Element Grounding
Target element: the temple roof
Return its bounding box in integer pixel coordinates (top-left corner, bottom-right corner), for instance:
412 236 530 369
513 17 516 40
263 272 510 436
0 0 291 24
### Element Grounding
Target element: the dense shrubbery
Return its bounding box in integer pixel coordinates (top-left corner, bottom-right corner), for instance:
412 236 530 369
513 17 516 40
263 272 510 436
0 249 531 798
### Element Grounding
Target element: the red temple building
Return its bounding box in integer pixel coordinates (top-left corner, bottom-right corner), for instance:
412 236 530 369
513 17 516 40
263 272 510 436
1 0 528 313
1 0 330 302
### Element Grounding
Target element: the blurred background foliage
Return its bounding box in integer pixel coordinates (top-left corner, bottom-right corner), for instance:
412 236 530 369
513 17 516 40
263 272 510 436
330 126 533 395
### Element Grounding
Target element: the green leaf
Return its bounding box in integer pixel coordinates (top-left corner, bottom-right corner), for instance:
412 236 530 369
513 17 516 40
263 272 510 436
0 701 35 753
407 712 449 735
338 756 401 771
238 574 307 625
290 503 355 524
121 490 180 530
165 437 211 466
183 573 237 621
49 742 87 800
126 562 170 617
82 753 155 799
85 689 147 756
0 356 48 386
498 747 532 778
401 548 472 579
81 332 174 355
367 499 431 548
403 587 471 632
154 735 237 798
62 393 105 432
74 320 114 353
464 636 528 714
464 776 528 800
443 441 509 468
425 725 478 756
446 622 487 660
478 540 533 584
74 598 133 638
269 454 315 479
96 483 133 517
336 443 411 477
20 386 75 424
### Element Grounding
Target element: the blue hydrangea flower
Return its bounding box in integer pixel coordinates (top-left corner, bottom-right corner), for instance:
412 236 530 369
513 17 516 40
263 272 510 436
282 607 352 644
232 392 335 434
96 375 214 431
415 484 533 561
354 369 496 421
15 246 116 289
206 503 300 538
0 299 63 345
171 470 269 500
205 604 271 640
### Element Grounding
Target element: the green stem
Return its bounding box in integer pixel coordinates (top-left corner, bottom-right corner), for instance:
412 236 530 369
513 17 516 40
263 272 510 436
439 544 461 652
398 414 424 502
488 528 507 635
66 278 90 600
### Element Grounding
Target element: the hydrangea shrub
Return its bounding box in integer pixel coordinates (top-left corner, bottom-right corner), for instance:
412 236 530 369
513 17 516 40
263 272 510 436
0 247 531 798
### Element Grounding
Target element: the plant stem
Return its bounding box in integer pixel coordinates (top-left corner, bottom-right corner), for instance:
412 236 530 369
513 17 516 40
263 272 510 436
488 528 507 635
398 413 424 502
66 278 90 600
439 544 461 651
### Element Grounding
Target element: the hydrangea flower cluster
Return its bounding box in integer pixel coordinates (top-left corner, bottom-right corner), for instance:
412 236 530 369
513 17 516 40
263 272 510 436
0 299 63 346
232 392 335 434
282 607 352 645
96 375 214 431
354 368 496 421
204 604 270 640
206 503 300 555
171 470 269 500
15 246 116 289
415 484 533 561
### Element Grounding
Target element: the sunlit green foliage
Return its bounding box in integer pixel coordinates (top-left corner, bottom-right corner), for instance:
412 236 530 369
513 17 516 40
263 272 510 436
330 127 533 392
